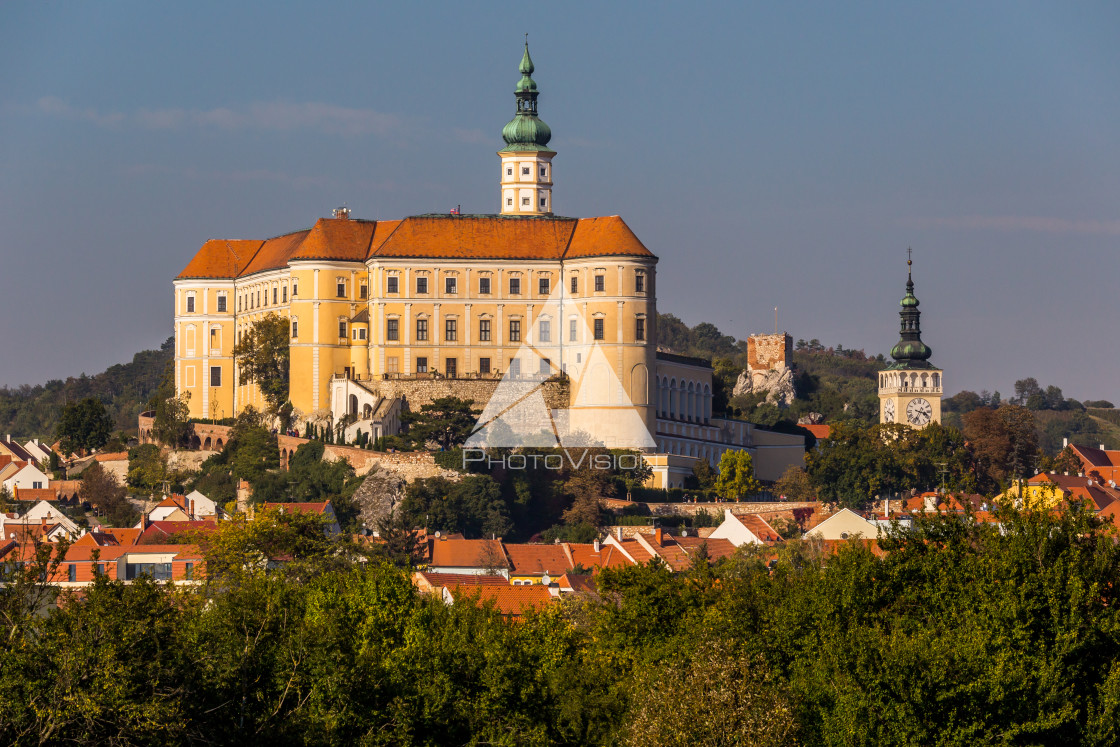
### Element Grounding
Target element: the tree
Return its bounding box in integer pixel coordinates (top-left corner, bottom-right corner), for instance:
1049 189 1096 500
686 459 718 490
398 475 511 539
963 405 1039 492
715 450 762 501
56 397 113 455
127 444 168 493
233 314 291 417
80 462 137 527
774 465 814 502
401 397 480 450
150 361 192 448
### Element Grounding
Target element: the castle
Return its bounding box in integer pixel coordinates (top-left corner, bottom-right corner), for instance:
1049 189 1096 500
172 44 805 486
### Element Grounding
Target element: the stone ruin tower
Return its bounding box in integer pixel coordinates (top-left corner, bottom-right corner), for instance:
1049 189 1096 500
732 332 795 407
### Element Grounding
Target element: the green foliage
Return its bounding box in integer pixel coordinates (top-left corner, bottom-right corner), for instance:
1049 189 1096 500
149 361 192 448
401 396 480 450
232 314 291 416
399 475 512 539
806 421 974 507
126 443 167 492
0 338 172 442
55 397 114 455
79 462 138 527
715 450 762 501
249 440 363 532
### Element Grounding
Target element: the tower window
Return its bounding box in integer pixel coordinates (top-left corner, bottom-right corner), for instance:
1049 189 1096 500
292 320 298 338
359 283 367 299
445 277 457 294
186 296 195 313
594 275 605 292
416 319 428 341
522 167 530 175
540 197 547 207
540 167 547 177
636 318 646 341
416 277 428 294
522 197 530 206
593 318 605 340
387 276 399 294
507 167 513 176
507 198 513 206
479 277 491 294
479 319 491 341
635 272 645 293
292 280 298 296
445 319 457 341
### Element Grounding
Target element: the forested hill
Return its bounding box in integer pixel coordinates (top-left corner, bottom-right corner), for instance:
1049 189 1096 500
0 338 173 441
656 315 1119 453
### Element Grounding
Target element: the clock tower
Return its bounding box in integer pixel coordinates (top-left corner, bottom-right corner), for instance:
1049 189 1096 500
879 254 942 428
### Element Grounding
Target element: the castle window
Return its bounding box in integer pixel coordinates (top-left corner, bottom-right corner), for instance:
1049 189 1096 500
416 319 428 341
186 295 195 313
238 296 242 312
273 287 278 304
387 276 399 294
522 197 530 206
445 277 457 294
446 358 457 378
291 320 298 338
217 295 227 313
540 167 547 177
636 317 646 341
257 291 261 307
522 166 530 175
539 319 551 342
593 318 605 340
479 277 491 294
387 319 399 341
210 367 221 387
594 275 604 292
509 319 521 342
509 277 521 295
282 286 287 303
416 357 428 374
353 328 367 341
338 320 347 338
292 280 298 296
507 167 513 176
387 356 399 374
540 197 547 207
479 319 491 341
445 319 457 341
510 358 521 379
360 283 368 299
635 272 645 293
540 358 551 376
569 319 578 342
507 198 513 206
336 281 346 298
570 276 578 293
479 357 491 375
416 277 428 294
538 277 550 295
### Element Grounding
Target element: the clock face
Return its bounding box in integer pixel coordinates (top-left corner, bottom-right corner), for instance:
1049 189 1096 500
883 400 896 422
906 398 932 426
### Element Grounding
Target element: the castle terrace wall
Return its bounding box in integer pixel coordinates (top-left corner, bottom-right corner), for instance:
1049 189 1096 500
361 377 569 411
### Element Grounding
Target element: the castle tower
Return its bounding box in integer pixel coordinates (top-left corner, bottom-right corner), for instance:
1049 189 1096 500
879 253 942 428
499 42 555 215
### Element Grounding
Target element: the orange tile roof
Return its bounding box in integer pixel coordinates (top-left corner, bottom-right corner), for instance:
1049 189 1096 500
412 571 508 593
290 218 378 262
737 514 782 543
565 216 653 259
504 543 572 575
85 527 142 546
447 584 553 617
177 239 262 279
94 452 128 462
566 542 633 570
239 230 310 277
138 520 218 544
429 538 509 569
803 424 831 440
13 488 57 503
675 536 738 561
372 215 578 260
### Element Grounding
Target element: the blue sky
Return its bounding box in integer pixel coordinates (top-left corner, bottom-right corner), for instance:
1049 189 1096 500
2 1 1118 403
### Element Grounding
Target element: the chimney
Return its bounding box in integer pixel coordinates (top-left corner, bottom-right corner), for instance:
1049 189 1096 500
333 206 351 220
1101 444 1106 451
593 538 600 553
883 498 890 517
189 499 195 520
1063 437 1068 449
140 513 149 531
615 526 622 540
654 528 663 546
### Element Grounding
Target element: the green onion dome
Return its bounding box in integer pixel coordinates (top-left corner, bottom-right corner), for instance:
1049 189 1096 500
501 43 553 151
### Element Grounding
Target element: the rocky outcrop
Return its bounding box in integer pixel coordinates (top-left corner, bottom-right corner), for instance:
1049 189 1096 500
733 363 795 407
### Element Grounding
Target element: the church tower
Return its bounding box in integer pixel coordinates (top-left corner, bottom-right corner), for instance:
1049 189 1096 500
499 42 555 215
879 254 942 428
